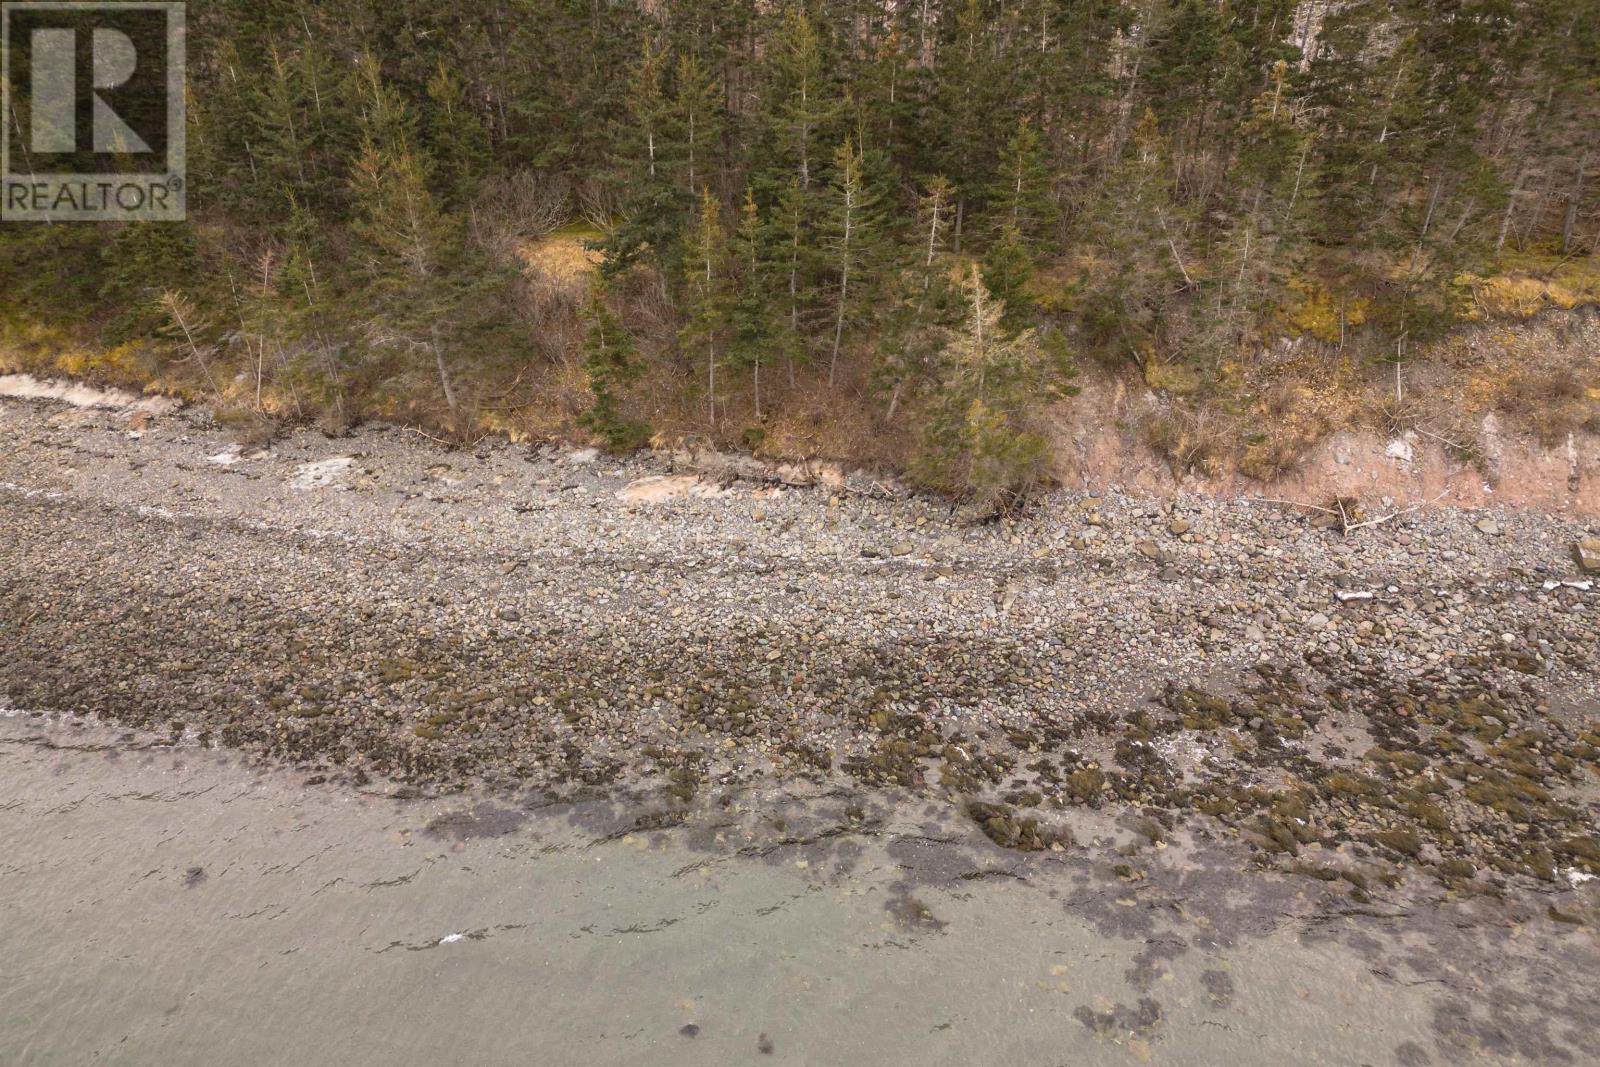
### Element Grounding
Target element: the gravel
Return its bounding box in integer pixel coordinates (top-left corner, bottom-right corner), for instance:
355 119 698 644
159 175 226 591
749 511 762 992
2 395 1596 893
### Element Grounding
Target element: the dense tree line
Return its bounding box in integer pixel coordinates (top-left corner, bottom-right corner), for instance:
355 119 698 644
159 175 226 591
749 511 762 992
4 1 1597 498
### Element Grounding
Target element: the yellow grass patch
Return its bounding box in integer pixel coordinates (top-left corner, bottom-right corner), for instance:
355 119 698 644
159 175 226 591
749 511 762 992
1283 279 1369 343
517 224 603 282
1143 357 1201 395
1465 258 1600 321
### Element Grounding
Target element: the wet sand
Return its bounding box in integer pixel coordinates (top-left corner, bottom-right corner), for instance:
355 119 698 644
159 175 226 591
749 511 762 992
3 710 1597 1066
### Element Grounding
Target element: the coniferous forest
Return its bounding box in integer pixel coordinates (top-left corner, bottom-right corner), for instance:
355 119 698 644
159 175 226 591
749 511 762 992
3 0 1598 502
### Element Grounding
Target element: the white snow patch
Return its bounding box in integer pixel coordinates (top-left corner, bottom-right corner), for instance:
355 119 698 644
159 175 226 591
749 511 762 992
1563 868 1595 888
1335 590 1374 602
290 456 354 490
0 373 179 415
439 933 466 944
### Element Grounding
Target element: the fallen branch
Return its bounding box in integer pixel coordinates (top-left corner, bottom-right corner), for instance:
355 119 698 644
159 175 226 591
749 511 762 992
405 425 456 447
1341 489 1452 533
1253 490 1452 534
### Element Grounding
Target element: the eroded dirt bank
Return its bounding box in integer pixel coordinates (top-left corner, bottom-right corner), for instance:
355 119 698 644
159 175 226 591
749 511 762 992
1 389 1598 1063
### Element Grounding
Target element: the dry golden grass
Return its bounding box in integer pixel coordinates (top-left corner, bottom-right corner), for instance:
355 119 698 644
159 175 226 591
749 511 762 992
1464 258 1600 321
1282 279 1370 343
516 226 603 282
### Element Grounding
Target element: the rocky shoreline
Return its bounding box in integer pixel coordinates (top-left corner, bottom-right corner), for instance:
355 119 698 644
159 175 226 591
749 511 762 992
2 390 1597 909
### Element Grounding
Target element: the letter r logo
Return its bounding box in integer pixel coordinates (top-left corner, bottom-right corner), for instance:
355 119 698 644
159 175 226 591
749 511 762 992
29 25 152 153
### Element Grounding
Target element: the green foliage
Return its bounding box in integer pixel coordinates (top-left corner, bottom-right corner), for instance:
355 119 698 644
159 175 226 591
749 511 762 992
912 269 1063 510
10 0 1597 473
99 223 201 344
760 5 837 193
669 53 723 197
986 119 1059 244
821 137 890 385
577 282 650 452
425 61 492 205
347 55 526 429
0 226 107 340
618 36 671 189
980 224 1036 336
680 188 732 427
1073 110 1184 361
728 189 781 418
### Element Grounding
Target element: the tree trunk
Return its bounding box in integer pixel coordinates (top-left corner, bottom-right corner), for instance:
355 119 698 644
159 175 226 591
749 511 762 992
707 339 716 429
432 323 459 421
829 261 848 387
1496 162 1524 258
829 173 855 388
1562 153 1588 254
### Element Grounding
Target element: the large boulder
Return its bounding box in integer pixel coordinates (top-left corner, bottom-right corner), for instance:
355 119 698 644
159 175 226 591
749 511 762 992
1574 538 1600 573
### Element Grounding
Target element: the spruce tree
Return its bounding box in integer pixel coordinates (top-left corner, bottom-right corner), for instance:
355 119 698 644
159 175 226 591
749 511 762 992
425 60 492 206
680 188 731 429
822 138 884 386
728 189 779 420
671 53 723 198
623 37 671 187
980 223 1036 336
763 5 836 192
99 222 202 344
348 54 515 430
578 281 649 451
773 175 819 383
913 267 1053 511
986 118 1059 245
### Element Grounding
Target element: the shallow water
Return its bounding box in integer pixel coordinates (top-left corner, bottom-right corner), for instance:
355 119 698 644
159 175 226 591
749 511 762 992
4 713 1594 1065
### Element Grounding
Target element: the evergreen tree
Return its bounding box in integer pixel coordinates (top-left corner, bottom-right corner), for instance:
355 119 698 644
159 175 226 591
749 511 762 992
878 176 964 422
425 60 492 205
622 37 671 187
348 55 517 430
670 53 723 198
762 5 836 192
931 0 1011 250
251 43 315 217
821 137 884 386
1208 59 1312 356
1077 110 1186 365
772 175 820 383
981 223 1036 336
577 280 649 451
680 188 731 429
98 223 202 343
15 0 1599 471
728 188 780 419
913 267 1056 511
986 118 1059 244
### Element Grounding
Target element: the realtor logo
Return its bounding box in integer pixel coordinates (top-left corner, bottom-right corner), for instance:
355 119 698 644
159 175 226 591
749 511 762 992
2 2 185 221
